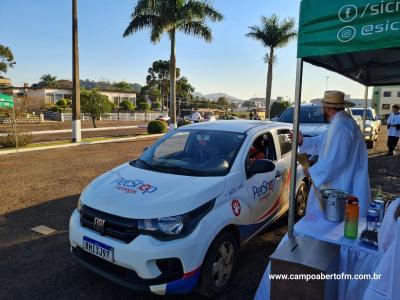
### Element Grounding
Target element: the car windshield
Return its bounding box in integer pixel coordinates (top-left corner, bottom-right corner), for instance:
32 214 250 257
133 129 246 176
279 106 326 123
351 109 374 120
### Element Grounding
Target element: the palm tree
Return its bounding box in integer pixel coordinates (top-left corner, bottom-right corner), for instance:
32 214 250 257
246 15 297 119
123 0 223 128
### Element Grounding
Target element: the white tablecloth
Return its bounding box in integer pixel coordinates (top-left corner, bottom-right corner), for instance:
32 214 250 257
254 210 381 300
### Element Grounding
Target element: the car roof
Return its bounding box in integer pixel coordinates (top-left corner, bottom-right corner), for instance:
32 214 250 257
181 120 285 133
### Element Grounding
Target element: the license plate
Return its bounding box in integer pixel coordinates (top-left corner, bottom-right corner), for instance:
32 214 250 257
82 236 114 262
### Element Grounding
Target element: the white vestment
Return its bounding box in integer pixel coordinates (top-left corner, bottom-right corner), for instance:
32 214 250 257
300 110 371 217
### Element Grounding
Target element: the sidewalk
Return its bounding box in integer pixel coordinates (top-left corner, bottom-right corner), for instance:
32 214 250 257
0 125 147 136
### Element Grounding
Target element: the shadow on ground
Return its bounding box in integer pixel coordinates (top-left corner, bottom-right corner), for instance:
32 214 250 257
0 194 286 300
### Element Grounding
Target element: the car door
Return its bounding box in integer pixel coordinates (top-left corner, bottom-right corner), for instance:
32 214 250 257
243 130 283 224
273 128 293 214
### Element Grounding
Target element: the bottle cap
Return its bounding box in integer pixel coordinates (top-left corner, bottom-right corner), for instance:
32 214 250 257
346 195 359 205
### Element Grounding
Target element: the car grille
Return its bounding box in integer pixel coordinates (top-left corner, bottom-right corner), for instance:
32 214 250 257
72 247 183 287
80 205 140 243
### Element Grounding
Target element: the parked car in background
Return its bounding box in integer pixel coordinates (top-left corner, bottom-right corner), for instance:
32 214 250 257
156 115 170 125
351 108 381 149
69 120 309 297
279 104 368 143
278 104 330 137
204 112 217 122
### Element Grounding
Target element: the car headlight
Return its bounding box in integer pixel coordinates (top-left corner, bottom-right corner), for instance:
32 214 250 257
365 127 372 133
77 198 82 213
138 199 215 240
77 187 88 213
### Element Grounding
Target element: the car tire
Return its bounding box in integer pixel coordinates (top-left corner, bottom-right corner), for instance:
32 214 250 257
296 181 309 219
367 140 374 149
196 231 238 298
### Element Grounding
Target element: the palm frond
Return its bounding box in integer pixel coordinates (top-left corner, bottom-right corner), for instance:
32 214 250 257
183 1 223 22
180 21 212 42
123 14 160 37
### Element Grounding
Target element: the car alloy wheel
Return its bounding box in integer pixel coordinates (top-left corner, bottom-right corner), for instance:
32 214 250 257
197 231 238 298
212 241 235 288
296 182 308 218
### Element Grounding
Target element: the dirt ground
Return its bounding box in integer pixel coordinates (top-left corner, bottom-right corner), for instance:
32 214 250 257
0 128 398 299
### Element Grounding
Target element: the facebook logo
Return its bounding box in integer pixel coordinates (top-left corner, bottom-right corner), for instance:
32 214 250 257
339 5 358 23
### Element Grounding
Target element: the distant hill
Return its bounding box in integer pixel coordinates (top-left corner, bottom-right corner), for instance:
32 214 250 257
193 92 243 102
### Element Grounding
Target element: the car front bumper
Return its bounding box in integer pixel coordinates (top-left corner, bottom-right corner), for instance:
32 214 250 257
69 209 211 295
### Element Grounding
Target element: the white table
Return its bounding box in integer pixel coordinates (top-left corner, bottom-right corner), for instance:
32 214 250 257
254 210 381 300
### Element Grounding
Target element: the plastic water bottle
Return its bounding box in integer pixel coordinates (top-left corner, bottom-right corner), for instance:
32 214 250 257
344 196 359 239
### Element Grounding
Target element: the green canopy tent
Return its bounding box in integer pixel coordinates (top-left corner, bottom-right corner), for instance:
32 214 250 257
0 93 14 109
288 0 400 237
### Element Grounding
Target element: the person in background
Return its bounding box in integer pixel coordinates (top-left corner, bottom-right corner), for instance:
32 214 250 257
249 137 266 162
298 91 370 217
386 104 400 156
191 108 203 123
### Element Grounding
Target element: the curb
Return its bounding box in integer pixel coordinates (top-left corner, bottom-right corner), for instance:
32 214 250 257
0 134 164 155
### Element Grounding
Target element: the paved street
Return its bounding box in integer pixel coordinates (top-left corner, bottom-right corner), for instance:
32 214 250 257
0 128 398 300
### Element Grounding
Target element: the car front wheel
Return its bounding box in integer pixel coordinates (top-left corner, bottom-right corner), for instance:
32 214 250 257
197 231 238 298
296 181 309 219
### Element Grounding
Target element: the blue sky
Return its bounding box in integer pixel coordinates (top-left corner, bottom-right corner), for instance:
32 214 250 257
0 0 369 101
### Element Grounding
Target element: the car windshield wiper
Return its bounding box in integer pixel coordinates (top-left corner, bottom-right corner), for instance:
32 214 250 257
132 159 161 172
153 164 205 176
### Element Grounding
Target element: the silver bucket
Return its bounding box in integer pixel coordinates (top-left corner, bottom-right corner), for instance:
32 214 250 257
320 189 350 222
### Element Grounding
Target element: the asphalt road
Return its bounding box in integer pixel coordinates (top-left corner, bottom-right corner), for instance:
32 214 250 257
1 128 398 300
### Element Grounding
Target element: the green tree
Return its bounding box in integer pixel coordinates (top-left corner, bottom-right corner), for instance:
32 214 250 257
123 0 223 128
242 100 256 109
146 60 181 111
113 81 134 120
56 98 69 111
81 89 113 128
177 77 195 101
0 45 15 75
33 74 59 88
120 99 135 111
113 81 133 92
270 101 290 118
216 96 229 109
246 15 297 119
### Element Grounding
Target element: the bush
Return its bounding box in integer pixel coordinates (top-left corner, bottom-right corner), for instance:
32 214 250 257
147 120 168 134
0 131 33 148
152 102 161 110
56 98 68 108
120 100 135 111
137 101 151 111
178 120 192 127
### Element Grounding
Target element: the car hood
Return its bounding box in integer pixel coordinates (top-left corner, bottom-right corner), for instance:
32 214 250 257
81 163 226 219
300 123 330 137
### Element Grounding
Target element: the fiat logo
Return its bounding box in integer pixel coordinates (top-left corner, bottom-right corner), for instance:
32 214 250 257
93 217 106 234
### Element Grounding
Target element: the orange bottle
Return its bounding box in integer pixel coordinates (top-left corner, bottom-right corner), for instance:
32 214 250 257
344 196 359 239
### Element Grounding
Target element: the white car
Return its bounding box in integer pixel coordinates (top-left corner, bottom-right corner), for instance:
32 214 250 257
69 120 309 297
351 108 381 148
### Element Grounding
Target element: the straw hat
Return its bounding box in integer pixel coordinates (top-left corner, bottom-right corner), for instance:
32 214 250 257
314 91 355 108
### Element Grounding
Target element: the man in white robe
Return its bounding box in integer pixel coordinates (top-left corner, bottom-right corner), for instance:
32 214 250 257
298 91 371 217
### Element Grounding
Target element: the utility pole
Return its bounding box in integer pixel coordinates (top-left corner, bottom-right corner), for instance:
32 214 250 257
325 76 330 91
72 0 81 142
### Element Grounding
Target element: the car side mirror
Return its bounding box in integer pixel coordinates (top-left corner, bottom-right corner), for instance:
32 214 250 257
247 159 275 177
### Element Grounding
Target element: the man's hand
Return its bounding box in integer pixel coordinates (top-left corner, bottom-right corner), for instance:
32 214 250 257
289 131 304 145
